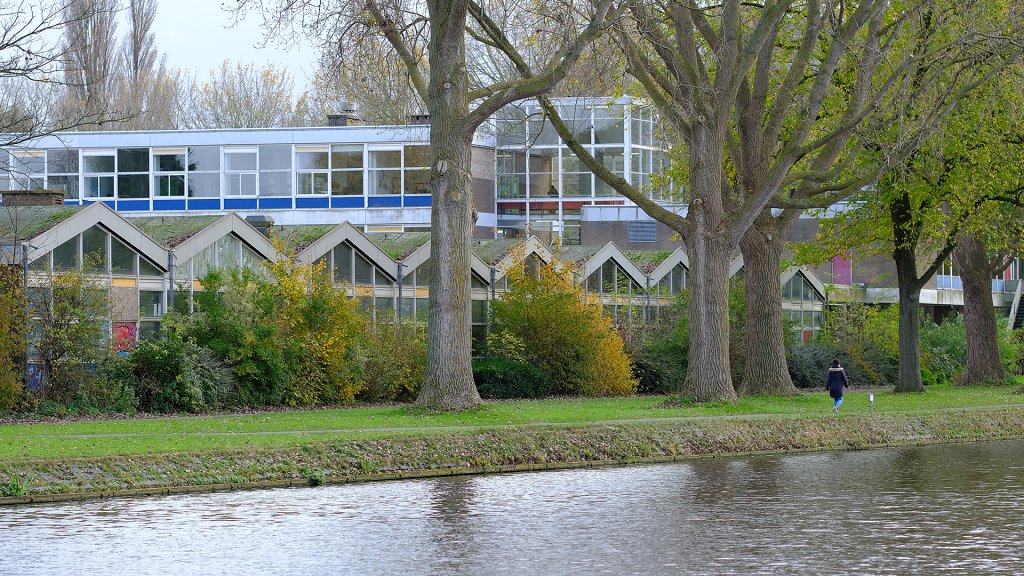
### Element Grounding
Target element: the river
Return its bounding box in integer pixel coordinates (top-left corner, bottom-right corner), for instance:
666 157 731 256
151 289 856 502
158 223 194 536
2 440 1023 575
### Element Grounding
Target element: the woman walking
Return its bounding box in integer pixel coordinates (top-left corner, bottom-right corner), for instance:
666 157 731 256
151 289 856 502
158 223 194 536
826 358 849 413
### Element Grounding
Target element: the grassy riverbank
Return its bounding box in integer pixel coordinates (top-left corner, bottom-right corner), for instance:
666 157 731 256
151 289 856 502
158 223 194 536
2 384 1023 503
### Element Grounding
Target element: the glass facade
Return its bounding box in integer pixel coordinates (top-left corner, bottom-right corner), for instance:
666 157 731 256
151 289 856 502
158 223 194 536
782 273 825 342
494 97 669 244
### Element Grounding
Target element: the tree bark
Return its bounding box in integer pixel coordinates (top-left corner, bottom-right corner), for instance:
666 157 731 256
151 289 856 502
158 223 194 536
894 249 925 392
953 234 1006 385
738 213 797 396
416 0 481 410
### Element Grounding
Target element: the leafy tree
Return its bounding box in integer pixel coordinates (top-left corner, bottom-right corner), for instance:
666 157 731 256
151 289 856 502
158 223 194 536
0 263 27 410
523 0 1021 400
235 0 615 409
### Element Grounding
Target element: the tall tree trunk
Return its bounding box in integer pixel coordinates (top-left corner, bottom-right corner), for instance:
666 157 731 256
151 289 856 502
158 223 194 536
894 249 925 392
683 223 737 402
953 234 1006 385
416 0 481 410
738 213 797 396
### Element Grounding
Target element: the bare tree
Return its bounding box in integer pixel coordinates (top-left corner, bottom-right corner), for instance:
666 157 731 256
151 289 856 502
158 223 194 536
115 0 181 129
179 60 309 128
0 0 124 144
60 0 121 128
235 0 615 409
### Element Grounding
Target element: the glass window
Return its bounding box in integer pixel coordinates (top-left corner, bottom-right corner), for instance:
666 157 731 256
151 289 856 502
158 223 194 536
331 171 363 196
333 242 353 284
188 172 220 197
296 150 328 170
47 149 79 173
331 144 363 169
139 320 161 340
48 175 79 200
258 145 292 170
369 149 401 169
259 171 291 196
117 148 149 172
404 170 430 195
155 153 186 172
225 172 257 196
82 227 107 272
193 245 213 277
224 150 257 171
216 235 241 270
593 106 625 144
53 236 79 270
118 174 149 199
404 145 430 168
155 174 185 197
139 290 164 318
110 237 137 275
297 172 330 195
188 146 220 171
354 252 373 285
84 155 115 173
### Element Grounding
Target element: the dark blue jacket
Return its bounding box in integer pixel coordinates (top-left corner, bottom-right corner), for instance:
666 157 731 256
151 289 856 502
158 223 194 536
826 366 848 398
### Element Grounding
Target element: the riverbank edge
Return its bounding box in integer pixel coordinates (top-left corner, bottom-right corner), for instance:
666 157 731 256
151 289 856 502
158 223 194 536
3 407 1023 505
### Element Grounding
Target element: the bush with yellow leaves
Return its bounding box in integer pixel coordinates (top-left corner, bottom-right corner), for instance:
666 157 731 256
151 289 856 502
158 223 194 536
491 256 636 396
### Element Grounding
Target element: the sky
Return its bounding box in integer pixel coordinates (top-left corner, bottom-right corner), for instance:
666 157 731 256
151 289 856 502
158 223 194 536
150 0 319 93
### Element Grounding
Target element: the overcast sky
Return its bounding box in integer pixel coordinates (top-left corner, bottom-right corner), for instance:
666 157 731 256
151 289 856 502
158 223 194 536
151 0 319 92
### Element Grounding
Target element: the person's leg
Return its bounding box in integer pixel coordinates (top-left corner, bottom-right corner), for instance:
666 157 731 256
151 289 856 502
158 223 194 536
835 396 843 411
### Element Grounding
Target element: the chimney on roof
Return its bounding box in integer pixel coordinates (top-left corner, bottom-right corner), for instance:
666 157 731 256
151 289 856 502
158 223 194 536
409 113 430 125
245 214 274 237
327 102 362 127
1 189 65 206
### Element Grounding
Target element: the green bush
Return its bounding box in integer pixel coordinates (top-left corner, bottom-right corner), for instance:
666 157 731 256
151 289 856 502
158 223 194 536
472 357 552 399
787 341 898 388
127 333 235 413
920 314 967 384
354 320 426 403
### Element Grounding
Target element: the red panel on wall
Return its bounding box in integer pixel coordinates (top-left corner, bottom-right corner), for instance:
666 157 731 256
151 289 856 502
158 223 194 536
113 322 137 353
831 253 853 284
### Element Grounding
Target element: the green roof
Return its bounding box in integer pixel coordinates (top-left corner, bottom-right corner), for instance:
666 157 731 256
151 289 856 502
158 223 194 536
626 249 675 273
366 232 431 260
273 224 338 252
129 215 222 248
554 244 603 264
472 238 526 265
0 206 86 242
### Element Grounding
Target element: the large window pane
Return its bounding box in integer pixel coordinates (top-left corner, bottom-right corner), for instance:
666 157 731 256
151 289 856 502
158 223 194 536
296 150 328 170
404 170 430 195
224 151 257 171
188 146 220 171
155 153 186 172
354 252 373 284
297 172 329 195
139 290 164 318
117 148 149 172
155 174 185 197
188 172 220 197
217 235 240 269
47 149 79 173
259 145 292 170
82 227 107 272
331 171 363 195
84 176 114 198
333 243 353 283
331 145 362 169
593 106 625 144
259 171 291 196
84 155 114 172
404 145 430 168
118 174 150 198
53 236 78 270
368 169 400 195
369 150 401 169
111 237 137 275
48 175 79 200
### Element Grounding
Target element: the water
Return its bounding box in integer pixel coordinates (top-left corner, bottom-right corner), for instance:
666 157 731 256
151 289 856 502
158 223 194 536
2 440 1023 575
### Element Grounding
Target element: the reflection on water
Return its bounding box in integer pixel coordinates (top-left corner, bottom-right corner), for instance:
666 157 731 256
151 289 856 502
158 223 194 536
2 440 1023 575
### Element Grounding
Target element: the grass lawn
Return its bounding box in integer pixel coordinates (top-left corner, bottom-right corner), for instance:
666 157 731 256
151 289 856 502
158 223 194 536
1 383 1020 462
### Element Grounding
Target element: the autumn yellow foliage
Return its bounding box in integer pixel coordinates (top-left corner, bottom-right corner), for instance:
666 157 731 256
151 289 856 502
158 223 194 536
491 253 636 396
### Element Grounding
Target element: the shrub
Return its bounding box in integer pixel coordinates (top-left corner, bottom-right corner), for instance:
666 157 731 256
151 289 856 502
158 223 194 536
920 314 967 384
127 333 235 413
177 269 291 406
787 341 898 388
0 265 26 412
355 320 426 403
472 357 551 399
491 257 637 396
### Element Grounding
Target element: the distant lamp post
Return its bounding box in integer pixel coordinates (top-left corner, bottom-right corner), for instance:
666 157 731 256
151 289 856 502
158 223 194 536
869 394 875 414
